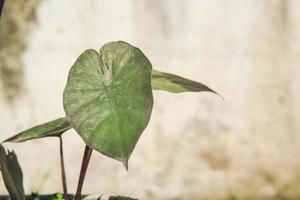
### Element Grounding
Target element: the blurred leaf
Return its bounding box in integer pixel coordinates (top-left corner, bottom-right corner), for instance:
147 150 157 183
0 0 4 18
51 193 64 200
83 195 138 200
0 194 138 200
106 196 138 200
0 144 25 200
63 41 153 167
3 118 71 143
81 195 101 200
151 69 218 94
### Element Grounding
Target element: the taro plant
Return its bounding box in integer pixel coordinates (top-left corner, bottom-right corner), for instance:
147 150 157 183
1 41 218 200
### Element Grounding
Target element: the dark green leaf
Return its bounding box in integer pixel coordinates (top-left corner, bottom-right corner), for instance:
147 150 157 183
3 118 71 143
0 144 25 200
63 41 153 166
151 69 218 94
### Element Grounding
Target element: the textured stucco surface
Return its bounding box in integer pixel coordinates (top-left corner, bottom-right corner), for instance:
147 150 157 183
1 0 300 199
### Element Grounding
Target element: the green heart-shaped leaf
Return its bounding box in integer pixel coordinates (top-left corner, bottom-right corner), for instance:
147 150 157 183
63 41 153 165
3 118 71 143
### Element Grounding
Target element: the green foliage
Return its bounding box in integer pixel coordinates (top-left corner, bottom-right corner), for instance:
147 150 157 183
0 144 25 200
2 68 216 147
1 40 217 199
3 118 71 143
3 43 216 156
51 193 64 200
152 69 216 93
63 41 153 165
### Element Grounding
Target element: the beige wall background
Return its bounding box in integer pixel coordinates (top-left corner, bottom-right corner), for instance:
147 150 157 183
1 0 300 199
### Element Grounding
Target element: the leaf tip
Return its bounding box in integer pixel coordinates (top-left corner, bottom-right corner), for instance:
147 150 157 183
211 90 224 101
1 138 11 144
122 159 129 171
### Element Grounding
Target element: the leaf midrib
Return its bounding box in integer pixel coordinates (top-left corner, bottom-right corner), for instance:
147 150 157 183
99 54 126 159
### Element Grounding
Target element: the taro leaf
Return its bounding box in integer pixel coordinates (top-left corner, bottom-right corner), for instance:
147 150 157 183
3 118 71 143
63 41 153 166
0 144 25 200
151 69 217 94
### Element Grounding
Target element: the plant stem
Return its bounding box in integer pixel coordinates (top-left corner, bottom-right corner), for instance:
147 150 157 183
59 136 69 200
75 145 93 200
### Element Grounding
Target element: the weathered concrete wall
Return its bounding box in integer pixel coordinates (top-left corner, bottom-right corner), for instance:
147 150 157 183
1 0 300 199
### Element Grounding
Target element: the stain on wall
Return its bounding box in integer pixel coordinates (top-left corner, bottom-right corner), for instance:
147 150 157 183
0 0 40 102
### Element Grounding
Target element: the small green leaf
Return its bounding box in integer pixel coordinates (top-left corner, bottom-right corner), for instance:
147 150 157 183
63 41 153 165
0 144 25 200
3 118 71 143
151 69 217 94
51 193 64 200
